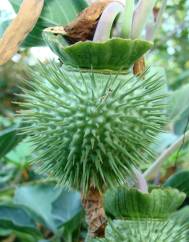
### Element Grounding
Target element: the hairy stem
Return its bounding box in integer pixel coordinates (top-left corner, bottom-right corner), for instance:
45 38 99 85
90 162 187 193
82 187 106 238
144 130 189 180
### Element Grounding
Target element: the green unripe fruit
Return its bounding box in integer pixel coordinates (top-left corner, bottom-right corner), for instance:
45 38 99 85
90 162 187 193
19 62 165 193
91 219 188 242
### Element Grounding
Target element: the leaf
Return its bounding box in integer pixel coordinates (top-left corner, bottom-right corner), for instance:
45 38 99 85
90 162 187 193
174 106 189 135
168 84 189 124
0 228 12 236
9 0 88 47
0 0 44 65
14 182 61 231
52 190 84 241
0 187 15 202
52 190 83 228
6 139 32 165
0 125 23 160
14 182 83 234
164 170 189 197
43 34 153 70
150 132 178 154
0 203 41 237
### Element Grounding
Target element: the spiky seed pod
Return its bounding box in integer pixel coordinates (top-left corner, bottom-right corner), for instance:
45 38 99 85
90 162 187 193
19 62 165 193
91 219 189 242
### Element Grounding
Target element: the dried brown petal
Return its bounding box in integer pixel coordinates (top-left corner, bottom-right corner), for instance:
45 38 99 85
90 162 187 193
0 0 44 65
64 1 113 43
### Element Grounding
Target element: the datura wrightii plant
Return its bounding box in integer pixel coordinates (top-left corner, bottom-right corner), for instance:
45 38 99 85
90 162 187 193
18 0 188 240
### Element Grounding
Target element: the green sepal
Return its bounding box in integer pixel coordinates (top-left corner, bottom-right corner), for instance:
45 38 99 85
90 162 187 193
104 186 186 219
43 31 152 71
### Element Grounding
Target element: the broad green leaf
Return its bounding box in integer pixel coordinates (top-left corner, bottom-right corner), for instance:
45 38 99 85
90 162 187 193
14 181 83 235
104 186 185 219
9 0 88 47
150 132 178 154
0 203 41 237
0 187 15 202
169 84 189 135
174 106 189 135
14 182 61 231
14 231 41 242
0 228 12 236
168 84 189 131
0 125 23 160
0 165 16 188
52 190 84 241
52 190 83 227
164 170 189 197
6 139 32 165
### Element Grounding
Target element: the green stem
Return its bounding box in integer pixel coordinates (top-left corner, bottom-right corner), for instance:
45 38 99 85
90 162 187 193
121 0 135 38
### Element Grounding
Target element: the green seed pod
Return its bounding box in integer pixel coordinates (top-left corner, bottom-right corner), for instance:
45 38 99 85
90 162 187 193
19 35 166 193
104 186 186 219
91 219 188 242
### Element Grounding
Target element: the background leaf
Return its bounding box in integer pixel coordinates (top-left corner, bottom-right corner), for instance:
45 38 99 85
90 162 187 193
14 182 83 234
164 170 189 197
14 182 62 231
0 203 41 237
0 125 23 160
168 84 189 134
9 0 88 47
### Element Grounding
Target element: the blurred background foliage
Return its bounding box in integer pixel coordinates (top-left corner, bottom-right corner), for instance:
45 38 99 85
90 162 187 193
152 0 189 89
0 0 189 241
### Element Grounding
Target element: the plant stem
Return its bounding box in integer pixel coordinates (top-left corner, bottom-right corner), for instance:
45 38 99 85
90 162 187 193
144 130 189 180
82 187 106 238
120 0 135 38
145 0 168 41
93 1 124 42
152 0 168 39
131 0 157 39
